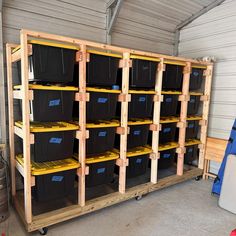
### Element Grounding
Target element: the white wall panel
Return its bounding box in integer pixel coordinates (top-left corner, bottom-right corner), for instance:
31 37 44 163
179 0 236 141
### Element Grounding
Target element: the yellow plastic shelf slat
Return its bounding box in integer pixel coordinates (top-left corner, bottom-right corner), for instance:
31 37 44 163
159 142 179 151
74 151 119 164
129 90 156 94
130 54 160 62
87 49 122 58
16 155 80 176
14 84 78 91
160 116 180 123
86 87 121 94
128 119 152 126
15 121 79 133
185 139 201 147
189 92 203 96
187 115 202 121
161 90 182 95
126 146 152 158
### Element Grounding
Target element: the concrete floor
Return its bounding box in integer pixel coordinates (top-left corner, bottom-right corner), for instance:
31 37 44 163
1 180 236 236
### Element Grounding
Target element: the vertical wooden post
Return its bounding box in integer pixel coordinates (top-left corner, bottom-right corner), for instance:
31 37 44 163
150 58 164 183
6 44 16 197
119 52 130 194
20 30 32 223
199 65 213 170
78 45 87 206
177 62 191 176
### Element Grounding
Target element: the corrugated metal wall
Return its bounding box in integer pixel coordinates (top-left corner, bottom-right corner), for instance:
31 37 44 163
111 0 175 54
179 0 236 140
2 0 107 44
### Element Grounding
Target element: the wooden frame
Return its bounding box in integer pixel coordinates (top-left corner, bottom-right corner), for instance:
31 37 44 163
203 137 227 179
6 29 213 233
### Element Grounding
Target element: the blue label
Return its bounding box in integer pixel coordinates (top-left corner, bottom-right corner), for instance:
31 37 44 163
190 98 195 103
136 158 142 164
139 96 146 102
163 127 171 133
188 148 193 153
98 131 107 137
163 153 171 159
133 130 141 136
188 123 194 128
49 137 62 144
52 176 64 182
49 99 60 107
165 97 172 103
97 168 105 174
97 98 108 103
193 71 199 77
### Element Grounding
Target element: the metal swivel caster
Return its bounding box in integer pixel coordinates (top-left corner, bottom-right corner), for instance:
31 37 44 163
135 195 143 201
195 175 202 181
38 227 48 235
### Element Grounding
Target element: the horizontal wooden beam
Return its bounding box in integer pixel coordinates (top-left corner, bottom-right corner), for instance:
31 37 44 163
14 126 34 144
11 44 32 63
13 90 34 100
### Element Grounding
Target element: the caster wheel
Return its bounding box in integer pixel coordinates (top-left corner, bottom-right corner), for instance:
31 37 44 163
195 176 202 181
38 227 48 235
135 195 143 201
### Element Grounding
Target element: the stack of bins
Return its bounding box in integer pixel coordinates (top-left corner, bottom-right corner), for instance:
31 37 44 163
158 64 184 170
158 117 179 169
126 56 158 177
184 67 204 165
73 50 122 187
16 41 79 202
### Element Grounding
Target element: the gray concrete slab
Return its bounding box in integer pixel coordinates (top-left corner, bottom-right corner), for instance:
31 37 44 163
1 180 235 236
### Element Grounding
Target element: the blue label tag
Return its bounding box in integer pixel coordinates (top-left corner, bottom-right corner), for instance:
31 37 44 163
163 127 171 133
97 168 105 174
193 71 199 77
49 137 62 144
97 98 108 103
139 96 146 102
52 176 64 182
188 123 194 128
133 130 141 136
136 158 142 164
98 131 107 137
188 148 193 153
49 99 60 107
163 153 171 159
165 97 172 103
190 98 195 103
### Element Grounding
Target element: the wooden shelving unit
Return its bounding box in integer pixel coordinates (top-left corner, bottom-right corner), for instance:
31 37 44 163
6 29 213 233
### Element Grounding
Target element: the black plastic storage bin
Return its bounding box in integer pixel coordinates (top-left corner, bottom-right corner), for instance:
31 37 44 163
186 120 199 139
129 57 158 88
127 119 152 149
128 90 155 118
16 155 79 202
188 94 201 115
86 87 119 121
34 169 76 202
126 146 152 178
74 120 119 155
162 64 183 90
158 143 178 169
74 51 121 86
159 122 177 144
85 151 119 187
17 41 76 83
160 92 180 117
15 121 78 162
184 145 198 165
15 84 77 122
189 68 204 91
